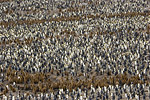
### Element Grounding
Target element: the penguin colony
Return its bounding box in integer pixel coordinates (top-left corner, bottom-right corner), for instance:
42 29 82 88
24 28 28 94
0 0 150 99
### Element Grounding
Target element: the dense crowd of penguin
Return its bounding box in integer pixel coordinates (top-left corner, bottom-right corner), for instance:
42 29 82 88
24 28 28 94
0 0 150 99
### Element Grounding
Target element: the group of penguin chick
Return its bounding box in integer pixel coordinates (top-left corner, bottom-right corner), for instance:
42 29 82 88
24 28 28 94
0 66 150 100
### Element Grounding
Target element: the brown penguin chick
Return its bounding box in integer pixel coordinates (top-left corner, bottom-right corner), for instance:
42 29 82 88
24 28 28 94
29 37 33 44
18 76 24 84
24 84 29 90
10 70 17 77
31 74 39 84
20 69 25 76
87 82 92 89
50 68 54 74
55 70 60 76
10 77 18 84
32 85 39 94
0 92 4 96
9 40 13 44
64 71 69 76
78 72 83 77
24 75 29 84
25 92 30 97
68 84 73 92
38 81 43 92
89 32 93 38
3 86 8 95
49 87 54 93
9 84 16 92
41 85 48 93
6 67 12 76
93 80 99 88
126 78 131 85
